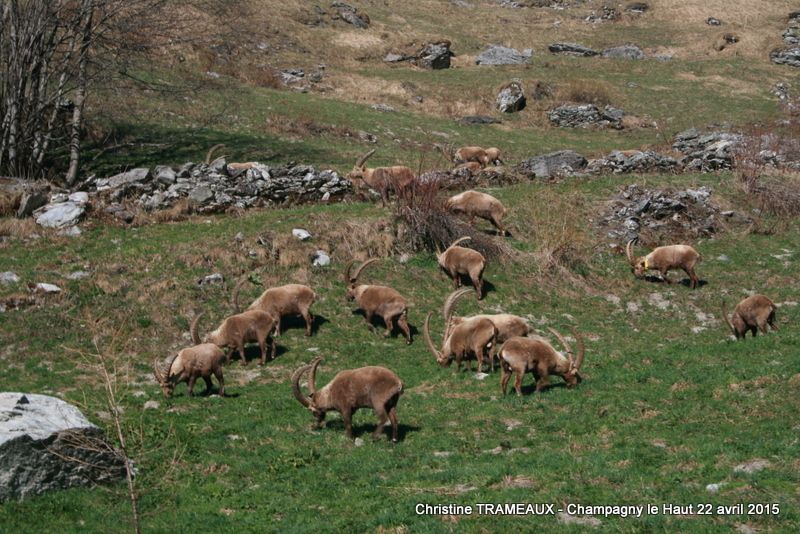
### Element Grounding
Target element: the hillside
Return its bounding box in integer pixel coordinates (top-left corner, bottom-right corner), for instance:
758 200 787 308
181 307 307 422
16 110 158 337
2 1 800 532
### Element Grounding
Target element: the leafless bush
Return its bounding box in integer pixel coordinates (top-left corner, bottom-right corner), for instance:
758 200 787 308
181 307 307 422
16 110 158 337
393 178 509 261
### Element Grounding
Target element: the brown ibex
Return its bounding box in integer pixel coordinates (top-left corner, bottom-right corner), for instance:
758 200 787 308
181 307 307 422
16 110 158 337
424 311 498 372
446 190 508 236
500 327 586 396
443 288 529 344
626 239 701 289
152 315 226 397
453 146 502 167
346 149 415 205
197 310 279 366
345 259 412 343
721 295 778 339
436 236 486 299
291 357 404 442
483 147 503 166
243 282 316 336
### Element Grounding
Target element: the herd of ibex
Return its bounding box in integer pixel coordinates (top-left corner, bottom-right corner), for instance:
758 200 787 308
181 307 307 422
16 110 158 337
151 143 781 443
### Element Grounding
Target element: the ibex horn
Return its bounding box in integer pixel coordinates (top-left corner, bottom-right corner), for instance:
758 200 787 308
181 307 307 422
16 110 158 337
423 312 442 359
190 313 204 345
291 364 314 409
355 149 376 169
351 258 379 284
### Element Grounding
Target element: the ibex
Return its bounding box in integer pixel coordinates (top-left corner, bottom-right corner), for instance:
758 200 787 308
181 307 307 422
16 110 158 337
446 190 508 236
453 146 503 167
424 311 498 372
443 288 529 344
436 236 486 299
345 259 412 343
346 149 415 205
626 239 701 289
152 315 226 397
721 294 778 339
291 357 404 442
196 310 279 366
500 327 586 396
243 282 316 336
484 147 503 166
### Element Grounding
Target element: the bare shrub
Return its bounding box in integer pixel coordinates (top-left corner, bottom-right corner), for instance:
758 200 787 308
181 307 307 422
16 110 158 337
393 178 509 261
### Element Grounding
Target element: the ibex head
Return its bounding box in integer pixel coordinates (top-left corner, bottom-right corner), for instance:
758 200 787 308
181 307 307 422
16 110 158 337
152 354 179 398
548 327 585 387
626 239 647 278
346 149 376 187
343 258 379 301
291 357 325 419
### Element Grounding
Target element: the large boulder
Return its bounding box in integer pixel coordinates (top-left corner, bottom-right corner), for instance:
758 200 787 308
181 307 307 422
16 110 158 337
0 393 126 502
549 104 624 129
517 150 588 178
105 168 151 190
496 81 526 113
415 41 454 69
476 45 533 65
34 192 89 228
771 47 800 67
548 42 599 57
602 44 645 60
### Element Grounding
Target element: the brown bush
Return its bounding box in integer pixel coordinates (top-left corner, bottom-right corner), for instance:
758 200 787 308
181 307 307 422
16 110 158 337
558 79 614 107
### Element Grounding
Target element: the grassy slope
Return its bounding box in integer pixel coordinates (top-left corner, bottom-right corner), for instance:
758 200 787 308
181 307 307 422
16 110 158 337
3 0 800 531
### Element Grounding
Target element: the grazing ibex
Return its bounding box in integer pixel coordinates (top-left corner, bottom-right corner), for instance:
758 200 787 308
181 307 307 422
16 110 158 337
443 288 529 344
453 146 502 167
500 327 586 396
436 237 486 299
483 147 503 166
721 295 778 339
291 357 404 442
626 239 701 289
243 282 316 336
346 149 415 205
197 310 279 366
152 315 226 397
345 259 412 343
446 190 508 236
424 311 498 372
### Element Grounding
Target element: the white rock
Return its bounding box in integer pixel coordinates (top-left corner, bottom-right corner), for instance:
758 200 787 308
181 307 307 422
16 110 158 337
706 482 725 493
34 283 61 294
143 401 160 410
473 372 489 380
354 437 364 447
312 251 331 267
35 201 85 228
66 271 91 280
68 192 89 204
292 228 312 241
0 272 20 285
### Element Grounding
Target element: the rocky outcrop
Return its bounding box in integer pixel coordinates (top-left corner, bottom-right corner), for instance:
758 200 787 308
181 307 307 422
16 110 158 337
771 47 800 67
476 45 533 65
548 43 599 57
587 150 678 174
549 104 625 129
415 41 454 69
0 393 126 502
496 81 526 113
585 6 620 23
517 150 587 179
331 2 370 29
672 128 743 172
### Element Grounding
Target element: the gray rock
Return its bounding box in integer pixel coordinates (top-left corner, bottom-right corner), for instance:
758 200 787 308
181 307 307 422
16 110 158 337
107 168 151 189
415 41 453 70
34 199 86 228
706 482 725 493
791 11 800 23
602 44 644 60
281 69 305 85
549 104 624 129
783 27 800 45
625 2 649 13
586 150 678 175
292 228 312 241
654 53 673 61
154 166 176 186
331 2 370 29
706 17 722 26
66 271 91 280
34 283 61 293
771 47 800 68
371 103 395 112
0 392 126 502
585 6 620 23
312 250 331 266
16 191 48 218
143 401 159 410
496 81 526 113
517 150 588 178
198 273 224 286
548 43 599 57
0 272 20 285
383 53 410 63
460 115 501 125
476 45 532 65
733 459 771 474
673 128 743 171
188 186 214 205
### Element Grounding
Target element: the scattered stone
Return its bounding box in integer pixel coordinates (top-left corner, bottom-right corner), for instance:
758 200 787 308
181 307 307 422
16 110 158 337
473 372 489 380
517 150 588 179
370 103 395 113
496 81 526 113
549 104 624 129
771 47 800 68
106 168 151 190
460 115 501 125
280 69 305 85
67 271 91 280
773 82 791 101
143 401 159 410
311 250 331 267
733 459 771 474
415 41 454 69
706 482 725 493
34 193 88 229
602 44 644 60
188 186 215 206
33 283 61 294
292 228 312 241
654 53 673 61
0 393 126 502
706 17 722 26
586 150 678 175
585 6 620 23
331 2 370 29
154 166 176 186
476 44 533 65
353 437 365 447
0 272 20 285
672 128 743 171
558 512 602 527
383 53 410 63
625 2 649 13
548 42 599 57
197 273 224 286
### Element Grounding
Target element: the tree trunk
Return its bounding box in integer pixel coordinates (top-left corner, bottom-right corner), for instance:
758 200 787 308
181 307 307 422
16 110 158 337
65 0 94 186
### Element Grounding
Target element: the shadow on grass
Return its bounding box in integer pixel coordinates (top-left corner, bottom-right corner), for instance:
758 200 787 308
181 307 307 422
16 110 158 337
642 274 708 288
279 313 329 336
323 421 420 442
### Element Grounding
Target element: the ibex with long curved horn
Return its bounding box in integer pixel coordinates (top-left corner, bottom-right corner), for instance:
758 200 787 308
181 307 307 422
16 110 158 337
443 288 529 344
424 310 498 373
197 309 279 366
445 190 508 236
721 295 778 340
436 236 486 299
292 357 404 442
152 315 226 398
500 327 586 395
625 239 701 289
241 281 316 336
345 259 412 343
346 149 415 205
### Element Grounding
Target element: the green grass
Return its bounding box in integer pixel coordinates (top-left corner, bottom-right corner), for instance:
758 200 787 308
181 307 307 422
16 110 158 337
1 173 799 533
